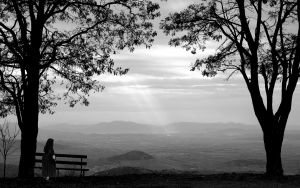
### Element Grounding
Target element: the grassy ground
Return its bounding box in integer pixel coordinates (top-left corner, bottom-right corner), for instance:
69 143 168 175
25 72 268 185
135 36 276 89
1 173 300 188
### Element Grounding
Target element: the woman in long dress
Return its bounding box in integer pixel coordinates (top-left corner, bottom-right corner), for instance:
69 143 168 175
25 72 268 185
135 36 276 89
42 138 56 180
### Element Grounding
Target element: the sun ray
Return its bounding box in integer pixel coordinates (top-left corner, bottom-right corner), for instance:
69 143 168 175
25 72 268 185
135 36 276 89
118 81 173 135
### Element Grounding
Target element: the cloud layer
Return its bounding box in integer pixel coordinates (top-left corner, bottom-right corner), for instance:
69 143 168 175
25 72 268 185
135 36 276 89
36 0 300 128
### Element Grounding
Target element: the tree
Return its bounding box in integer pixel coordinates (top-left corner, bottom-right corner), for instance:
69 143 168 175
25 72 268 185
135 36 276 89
0 0 160 177
0 120 19 178
161 0 300 176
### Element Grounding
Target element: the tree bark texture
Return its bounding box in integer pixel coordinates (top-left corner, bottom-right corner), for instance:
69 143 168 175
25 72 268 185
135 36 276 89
263 129 284 177
249 87 292 177
18 66 39 178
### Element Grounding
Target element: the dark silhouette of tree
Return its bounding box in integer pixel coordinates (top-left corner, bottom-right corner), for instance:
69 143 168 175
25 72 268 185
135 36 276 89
161 0 300 176
0 121 19 178
0 0 159 178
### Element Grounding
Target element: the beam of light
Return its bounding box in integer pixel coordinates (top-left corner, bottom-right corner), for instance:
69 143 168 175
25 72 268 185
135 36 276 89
116 82 174 136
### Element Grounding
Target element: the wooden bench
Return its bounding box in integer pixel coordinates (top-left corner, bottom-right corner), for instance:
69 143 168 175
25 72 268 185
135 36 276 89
34 152 89 176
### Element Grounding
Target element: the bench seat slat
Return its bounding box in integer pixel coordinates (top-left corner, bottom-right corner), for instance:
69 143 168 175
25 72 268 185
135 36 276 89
35 152 87 158
54 167 89 171
34 166 89 171
35 159 87 166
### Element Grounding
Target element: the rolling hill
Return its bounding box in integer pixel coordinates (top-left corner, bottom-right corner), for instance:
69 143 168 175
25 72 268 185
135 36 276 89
3 121 300 177
107 151 154 161
94 166 154 176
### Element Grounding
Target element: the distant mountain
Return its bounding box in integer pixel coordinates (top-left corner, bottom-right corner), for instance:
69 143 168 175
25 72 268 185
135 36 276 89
167 122 257 134
41 121 260 136
108 151 154 161
5 121 300 176
94 166 154 176
41 121 164 135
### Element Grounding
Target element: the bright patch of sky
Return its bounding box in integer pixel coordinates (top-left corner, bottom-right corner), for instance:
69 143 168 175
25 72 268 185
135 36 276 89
34 0 300 128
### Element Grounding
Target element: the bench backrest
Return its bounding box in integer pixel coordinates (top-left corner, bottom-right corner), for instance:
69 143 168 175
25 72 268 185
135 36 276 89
35 152 87 166
35 152 88 176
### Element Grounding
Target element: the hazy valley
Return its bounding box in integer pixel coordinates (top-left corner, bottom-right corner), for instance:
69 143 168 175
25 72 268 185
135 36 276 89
2 121 300 177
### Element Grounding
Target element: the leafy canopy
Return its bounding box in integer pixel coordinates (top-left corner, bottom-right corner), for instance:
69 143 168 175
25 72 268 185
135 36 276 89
0 0 160 116
161 0 299 80
161 0 300 118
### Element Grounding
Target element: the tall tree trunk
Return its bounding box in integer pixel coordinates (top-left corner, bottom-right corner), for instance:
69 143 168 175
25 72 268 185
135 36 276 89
263 96 291 177
18 128 38 178
250 91 289 177
3 157 6 178
18 66 39 178
263 128 284 177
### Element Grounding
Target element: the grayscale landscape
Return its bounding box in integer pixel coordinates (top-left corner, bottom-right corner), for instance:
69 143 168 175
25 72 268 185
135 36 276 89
2 121 300 177
1 0 300 187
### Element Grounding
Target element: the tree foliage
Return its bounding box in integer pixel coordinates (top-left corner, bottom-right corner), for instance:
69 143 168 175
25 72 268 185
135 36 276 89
0 0 160 177
161 0 300 176
0 0 160 118
161 0 300 128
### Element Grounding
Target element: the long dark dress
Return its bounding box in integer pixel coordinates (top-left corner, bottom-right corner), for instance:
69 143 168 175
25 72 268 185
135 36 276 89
42 149 56 177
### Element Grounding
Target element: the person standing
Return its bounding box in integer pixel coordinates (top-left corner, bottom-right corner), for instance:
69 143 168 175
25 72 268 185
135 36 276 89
42 138 56 180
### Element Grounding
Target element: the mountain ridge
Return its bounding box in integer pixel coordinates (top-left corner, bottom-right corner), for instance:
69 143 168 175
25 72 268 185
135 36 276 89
107 151 155 161
41 121 261 135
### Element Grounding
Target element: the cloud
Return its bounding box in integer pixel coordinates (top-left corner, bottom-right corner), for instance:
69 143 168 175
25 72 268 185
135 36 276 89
37 1 300 126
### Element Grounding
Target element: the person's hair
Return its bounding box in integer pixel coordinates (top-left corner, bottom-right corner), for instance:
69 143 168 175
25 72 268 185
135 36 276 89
44 138 54 153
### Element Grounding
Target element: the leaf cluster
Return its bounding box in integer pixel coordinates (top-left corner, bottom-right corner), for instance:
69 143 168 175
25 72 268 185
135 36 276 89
0 0 160 117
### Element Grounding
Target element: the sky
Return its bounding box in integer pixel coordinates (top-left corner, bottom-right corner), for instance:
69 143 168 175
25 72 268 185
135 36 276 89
16 0 300 127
